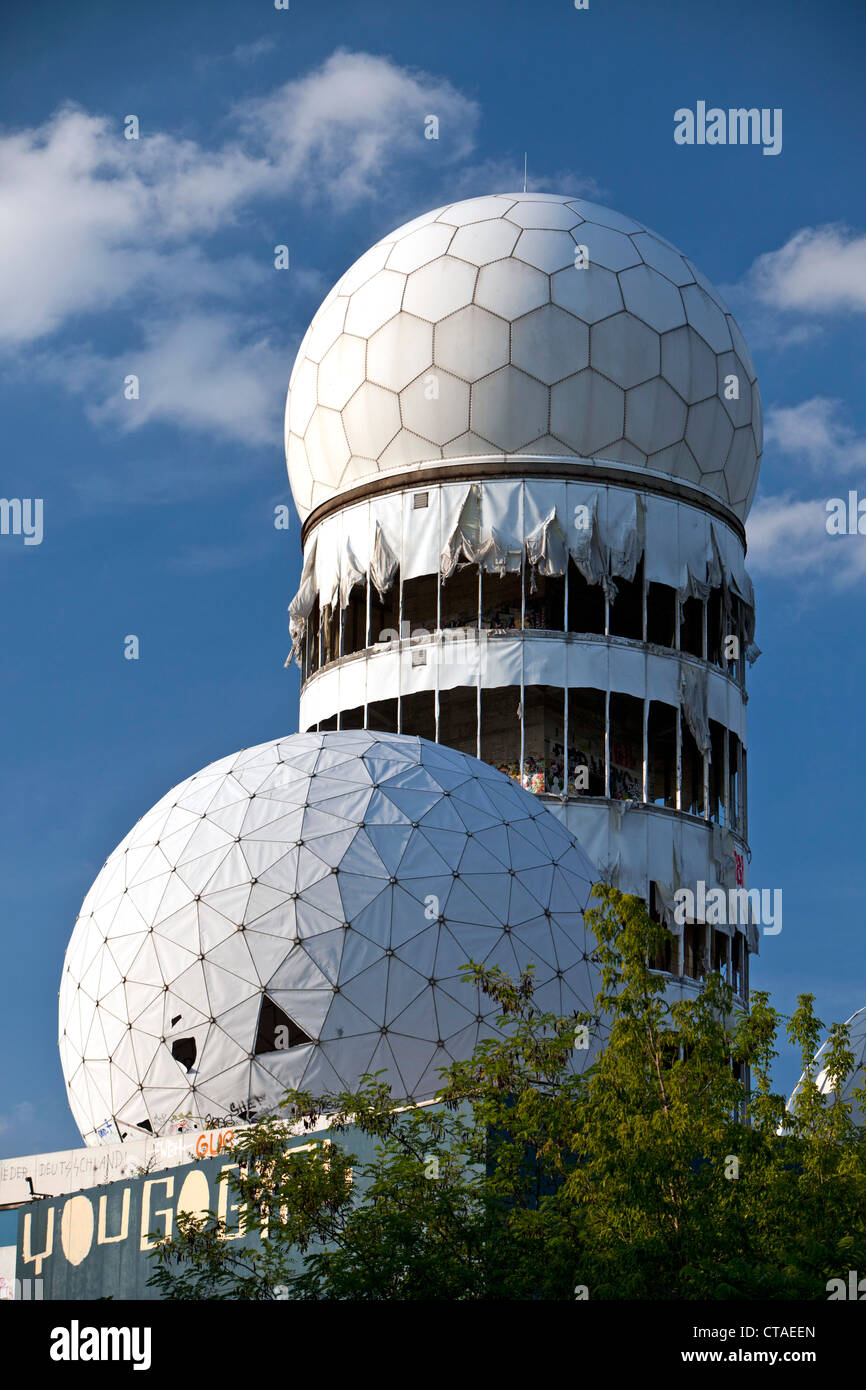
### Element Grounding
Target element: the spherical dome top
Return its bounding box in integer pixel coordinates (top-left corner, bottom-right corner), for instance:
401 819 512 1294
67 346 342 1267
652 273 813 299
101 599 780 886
788 1008 866 1126
59 731 599 1145
286 193 762 523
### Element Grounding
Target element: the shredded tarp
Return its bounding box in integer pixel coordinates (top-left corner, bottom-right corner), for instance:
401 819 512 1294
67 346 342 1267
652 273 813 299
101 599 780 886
441 485 482 581
608 492 645 584
370 522 399 600
339 538 365 610
478 528 522 575
653 879 680 935
568 490 611 594
679 664 711 758
286 538 318 668
730 569 761 664
525 508 568 592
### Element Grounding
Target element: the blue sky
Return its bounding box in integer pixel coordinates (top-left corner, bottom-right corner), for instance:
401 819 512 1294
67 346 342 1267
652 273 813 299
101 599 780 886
1 0 864 1157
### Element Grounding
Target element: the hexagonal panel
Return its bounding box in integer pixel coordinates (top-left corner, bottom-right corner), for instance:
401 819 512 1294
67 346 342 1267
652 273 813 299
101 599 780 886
550 370 624 454
434 304 510 382
514 229 580 274
505 200 582 230
603 439 647 466
470 367 549 450
286 357 318 437
725 427 758 505
380 429 439 468
400 369 469 445
625 379 688 453
577 223 642 272
619 265 686 333
565 199 643 234
648 439 698 478
685 397 734 473
317 334 367 411
442 430 497 457
449 218 521 266
385 222 455 274
751 381 763 455
631 232 695 286
716 352 752 428
342 382 401 459
650 440 703 484
287 433 312 511
339 241 392 296
660 326 717 403
511 304 589 384
305 297 348 364
438 195 515 226
367 313 434 392
681 284 732 353
403 255 477 321
591 313 660 388
343 270 406 338
475 258 549 319
727 315 757 383
700 468 731 506
551 264 623 323
304 407 350 480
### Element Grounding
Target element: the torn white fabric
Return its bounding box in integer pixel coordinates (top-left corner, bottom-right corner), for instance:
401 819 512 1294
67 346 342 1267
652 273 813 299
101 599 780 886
607 491 645 583
287 537 318 667
441 484 482 581
680 663 711 758
339 539 365 610
568 490 610 592
525 508 568 591
370 523 399 600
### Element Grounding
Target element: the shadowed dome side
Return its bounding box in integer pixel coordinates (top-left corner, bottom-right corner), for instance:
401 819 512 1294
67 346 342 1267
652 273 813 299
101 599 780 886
59 731 600 1145
285 192 762 523
787 1007 866 1127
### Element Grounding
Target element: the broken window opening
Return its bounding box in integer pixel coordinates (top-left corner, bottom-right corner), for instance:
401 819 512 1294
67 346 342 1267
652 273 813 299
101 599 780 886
567 558 605 636
609 557 644 641
646 581 677 649
567 687 605 796
254 997 312 1054
647 701 677 809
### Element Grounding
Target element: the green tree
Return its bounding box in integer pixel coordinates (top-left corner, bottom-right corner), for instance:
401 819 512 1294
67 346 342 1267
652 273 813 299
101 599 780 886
148 885 866 1300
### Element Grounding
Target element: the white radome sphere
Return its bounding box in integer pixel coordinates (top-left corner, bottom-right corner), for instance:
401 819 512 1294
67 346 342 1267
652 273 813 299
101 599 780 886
59 732 599 1145
788 1008 866 1126
285 193 762 522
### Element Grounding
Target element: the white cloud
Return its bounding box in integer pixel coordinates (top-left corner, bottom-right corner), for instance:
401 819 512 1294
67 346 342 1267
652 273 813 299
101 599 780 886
239 49 480 206
746 224 866 315
47 313 288 445
0 51 481 349
764 397 866 473
748 493 866 588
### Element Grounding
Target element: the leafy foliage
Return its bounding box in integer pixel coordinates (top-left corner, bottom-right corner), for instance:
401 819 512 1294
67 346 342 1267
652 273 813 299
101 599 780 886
148 885 866 1300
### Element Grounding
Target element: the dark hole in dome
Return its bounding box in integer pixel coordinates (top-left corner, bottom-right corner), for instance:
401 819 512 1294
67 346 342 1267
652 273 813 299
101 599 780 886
254 996 311 1054
137 1118 153 1134
170 1014 182 1027
171 1037 197 1072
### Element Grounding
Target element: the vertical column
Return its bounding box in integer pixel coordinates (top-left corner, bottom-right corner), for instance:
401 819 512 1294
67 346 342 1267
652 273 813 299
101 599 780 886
641 696 648 804
604 688 610 798
675 707 682 811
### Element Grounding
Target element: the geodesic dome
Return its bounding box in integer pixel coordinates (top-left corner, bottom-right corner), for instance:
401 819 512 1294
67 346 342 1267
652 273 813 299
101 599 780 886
788 1008 866 1126
59 732 600 1145
285 192 762 522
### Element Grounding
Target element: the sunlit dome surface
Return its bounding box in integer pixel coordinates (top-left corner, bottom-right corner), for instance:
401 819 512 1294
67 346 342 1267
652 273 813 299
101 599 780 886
788 1008 866 1126
59 732 600 1145
285 193 762 522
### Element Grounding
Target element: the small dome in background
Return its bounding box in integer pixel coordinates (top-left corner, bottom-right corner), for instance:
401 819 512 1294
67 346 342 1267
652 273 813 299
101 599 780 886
59 731 599 1145
788 1008 866 1126
285 192 762 522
